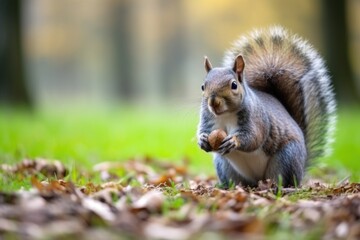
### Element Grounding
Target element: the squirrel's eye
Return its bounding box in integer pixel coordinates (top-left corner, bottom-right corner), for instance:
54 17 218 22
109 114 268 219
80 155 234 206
201 84 205 91
231 81 238 90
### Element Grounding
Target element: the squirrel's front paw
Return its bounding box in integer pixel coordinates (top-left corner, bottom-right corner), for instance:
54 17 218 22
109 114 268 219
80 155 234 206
218 135 240 155
198 133 212 152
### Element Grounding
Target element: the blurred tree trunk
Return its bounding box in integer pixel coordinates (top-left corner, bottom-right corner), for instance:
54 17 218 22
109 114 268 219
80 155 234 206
158 1 187 98
0 0 31 106
111 1 135 101
320 0 359 104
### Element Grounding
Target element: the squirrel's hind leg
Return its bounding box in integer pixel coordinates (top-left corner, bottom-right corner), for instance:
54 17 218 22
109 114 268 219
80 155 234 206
264 141 307 187
213 154 255 188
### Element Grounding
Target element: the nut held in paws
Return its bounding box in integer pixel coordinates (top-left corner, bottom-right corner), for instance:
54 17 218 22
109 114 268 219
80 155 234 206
208 129 227 150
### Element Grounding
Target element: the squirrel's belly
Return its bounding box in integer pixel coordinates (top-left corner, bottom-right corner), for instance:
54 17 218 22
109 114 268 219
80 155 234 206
224 149 269 182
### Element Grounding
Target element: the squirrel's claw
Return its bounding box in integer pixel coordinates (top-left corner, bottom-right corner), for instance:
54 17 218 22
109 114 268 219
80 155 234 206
218 135 239 155
198 133 212 152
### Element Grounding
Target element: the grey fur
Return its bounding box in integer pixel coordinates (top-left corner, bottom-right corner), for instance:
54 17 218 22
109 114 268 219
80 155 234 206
198 26 336 187
223 26 336 160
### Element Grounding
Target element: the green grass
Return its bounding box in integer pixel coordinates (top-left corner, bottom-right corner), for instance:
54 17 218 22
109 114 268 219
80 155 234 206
325 109 360 180
0 106 359 191
0 106 213 173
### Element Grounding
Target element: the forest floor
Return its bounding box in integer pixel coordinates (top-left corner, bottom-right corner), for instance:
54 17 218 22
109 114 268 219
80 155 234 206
1 158 359 240
0 107 359 239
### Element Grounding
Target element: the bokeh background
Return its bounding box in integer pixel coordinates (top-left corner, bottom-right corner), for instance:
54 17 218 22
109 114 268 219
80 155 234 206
1 0 360 180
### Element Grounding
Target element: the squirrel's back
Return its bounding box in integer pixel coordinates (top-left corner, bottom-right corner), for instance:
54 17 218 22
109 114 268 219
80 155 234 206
223 26 336 162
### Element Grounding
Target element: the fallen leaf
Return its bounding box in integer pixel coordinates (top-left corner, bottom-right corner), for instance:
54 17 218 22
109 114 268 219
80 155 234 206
132 190 165 212
82 197 116 222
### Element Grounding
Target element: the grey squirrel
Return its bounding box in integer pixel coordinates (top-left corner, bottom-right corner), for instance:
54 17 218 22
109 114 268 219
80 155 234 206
197 26 336 187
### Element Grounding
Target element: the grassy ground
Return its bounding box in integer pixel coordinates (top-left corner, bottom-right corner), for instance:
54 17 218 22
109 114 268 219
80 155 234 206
325 109 360 179
0 106 212 174
0 106 359 191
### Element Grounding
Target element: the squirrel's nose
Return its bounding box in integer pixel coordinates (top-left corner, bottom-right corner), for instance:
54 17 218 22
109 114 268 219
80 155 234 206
209 96 221 108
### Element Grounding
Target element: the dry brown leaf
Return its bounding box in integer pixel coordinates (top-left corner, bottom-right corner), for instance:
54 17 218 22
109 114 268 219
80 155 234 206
125 161 156 175
149 174 175 186
144 221 192 240
1 158 68 178
100 181 124 190
208 211 263 235
2 159 360 239
132 190 165 212
31 176 45 192
90 188 120 204
0 218 19 232
93 161 123 172
82 197 116 222
82 182 102 195
301 208 322 223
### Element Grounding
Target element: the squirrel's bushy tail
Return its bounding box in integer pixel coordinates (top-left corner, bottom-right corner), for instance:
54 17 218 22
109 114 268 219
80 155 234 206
223 26 336 163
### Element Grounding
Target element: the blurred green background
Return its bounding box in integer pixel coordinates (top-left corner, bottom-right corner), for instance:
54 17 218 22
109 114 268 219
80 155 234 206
1 0 360 182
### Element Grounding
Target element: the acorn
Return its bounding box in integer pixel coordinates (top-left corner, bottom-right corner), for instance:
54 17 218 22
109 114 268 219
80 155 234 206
208 129 227 150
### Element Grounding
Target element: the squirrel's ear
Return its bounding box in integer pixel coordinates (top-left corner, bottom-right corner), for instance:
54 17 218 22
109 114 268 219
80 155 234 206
233 54 245 81
204 56 212 73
